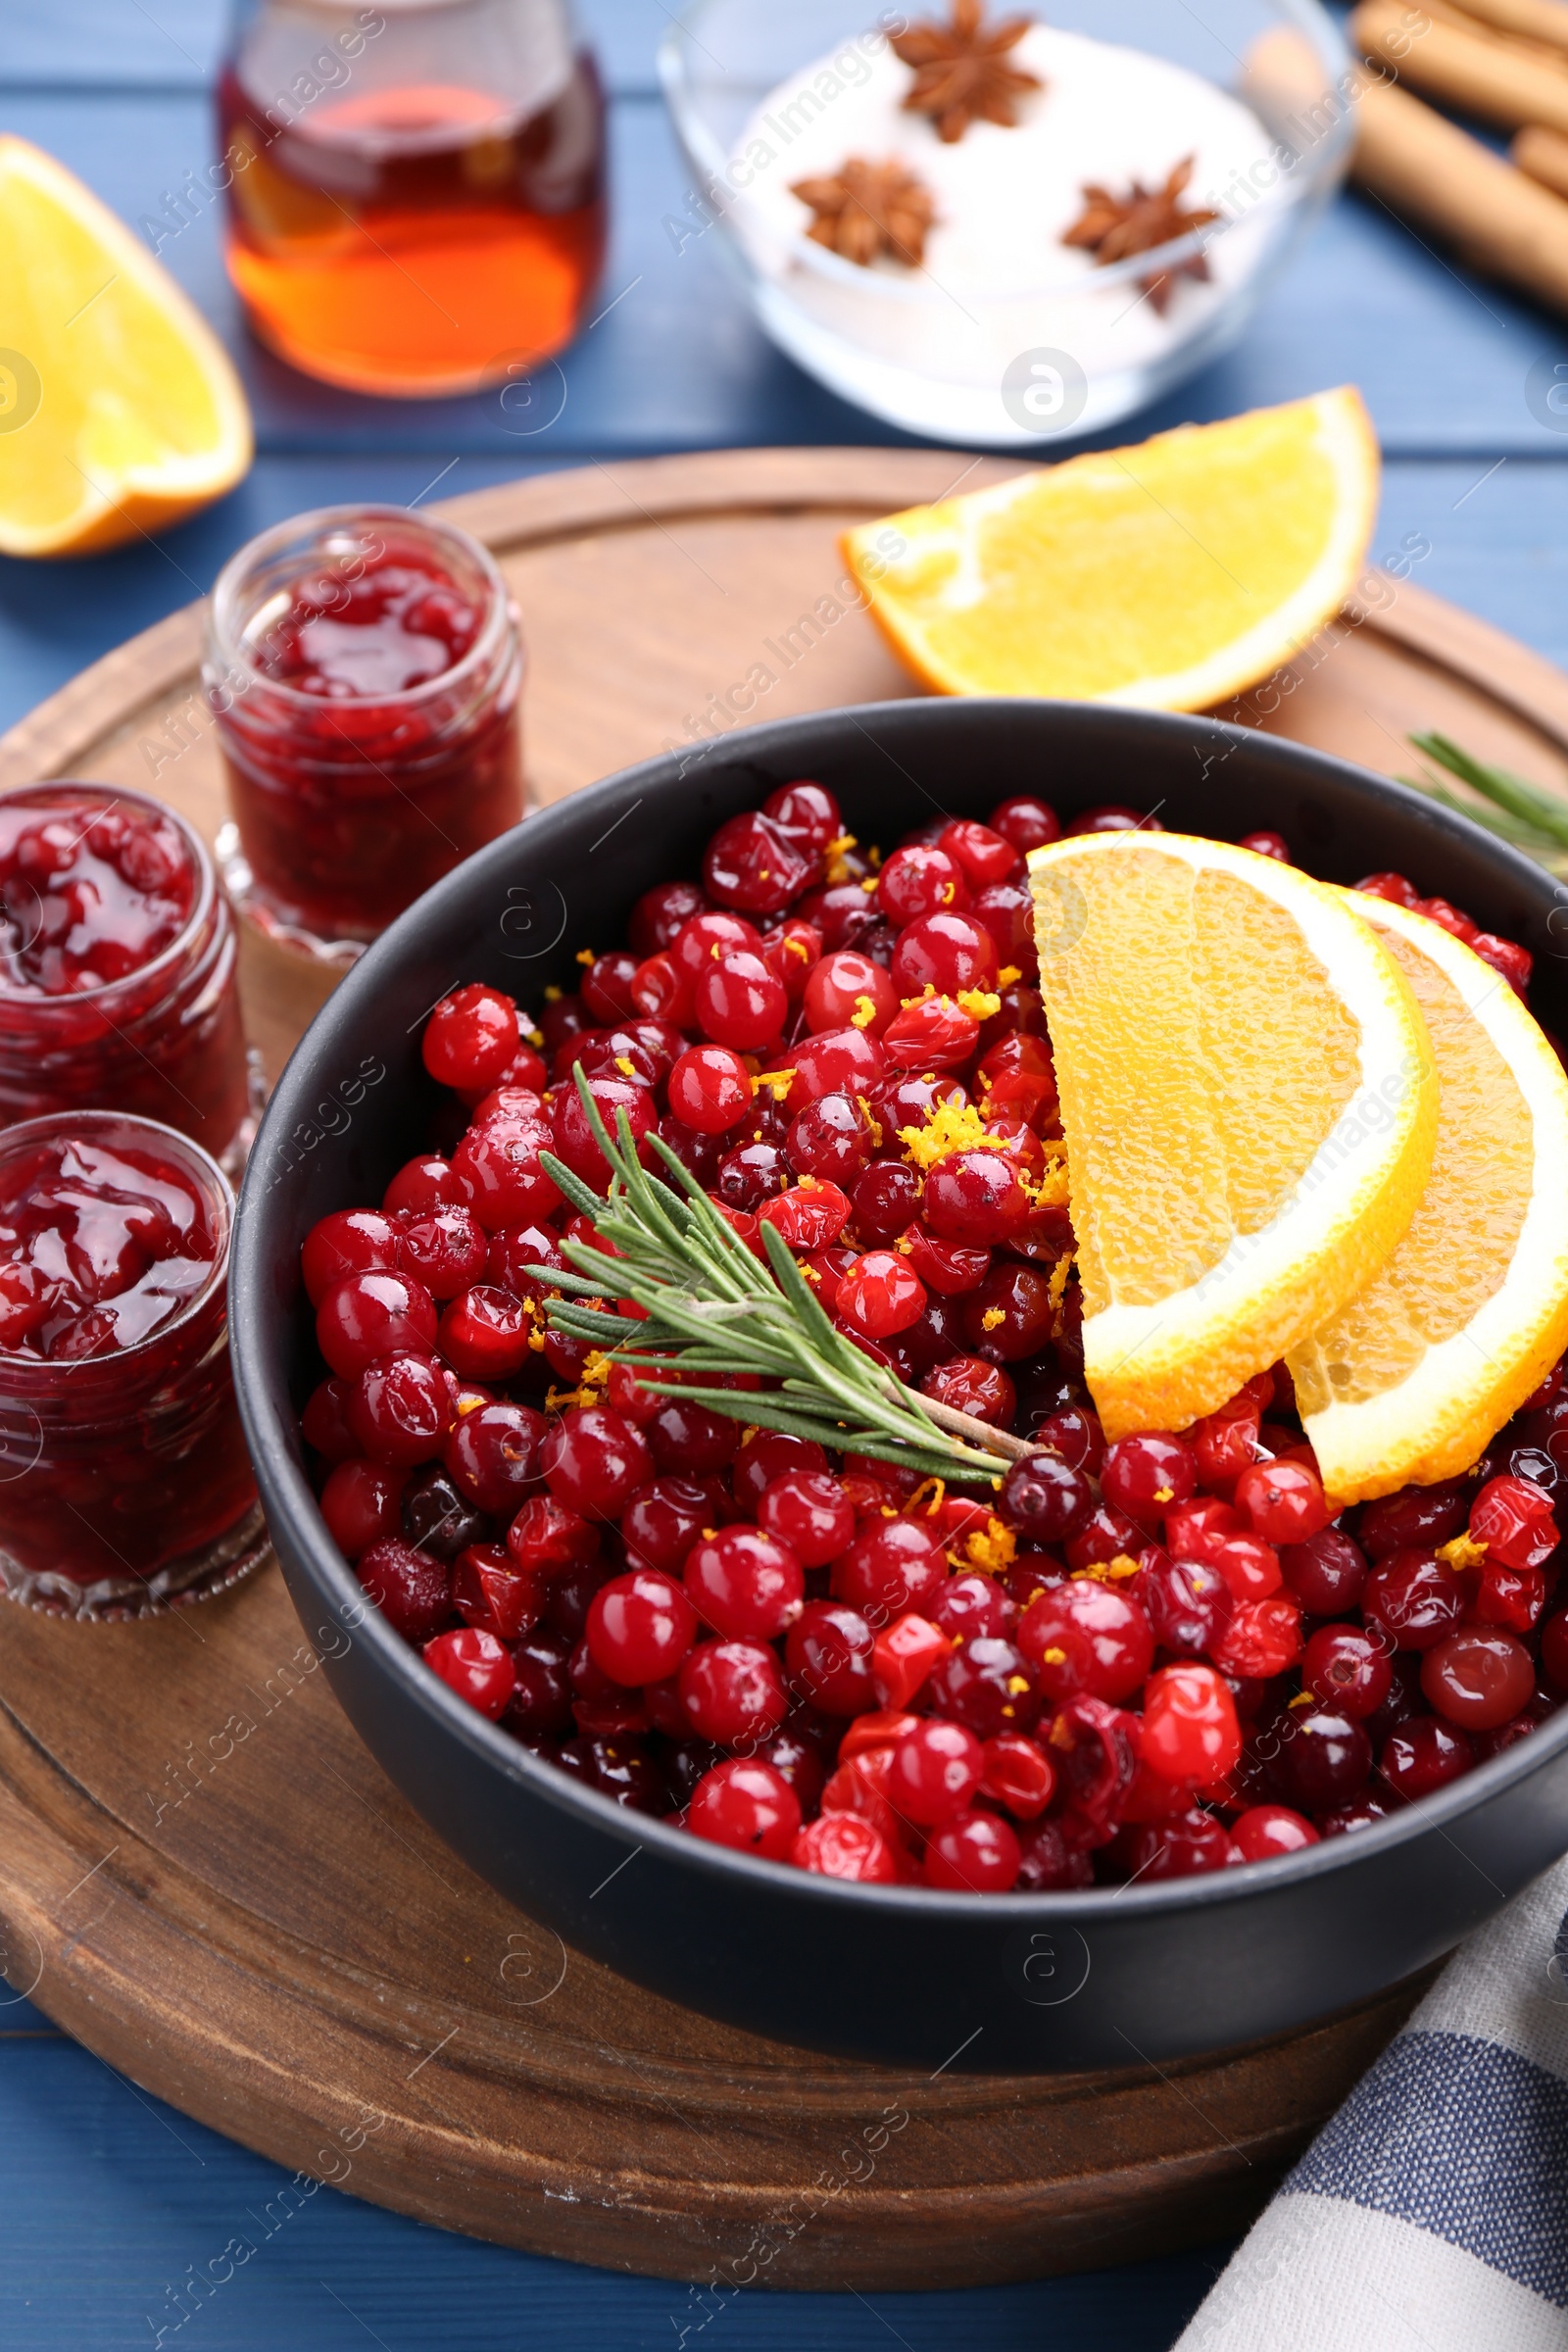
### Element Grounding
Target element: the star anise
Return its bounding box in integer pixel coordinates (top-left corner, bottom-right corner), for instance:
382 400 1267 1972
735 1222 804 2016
1061 156 1220 314
790 158 937 269
891 0 1042 144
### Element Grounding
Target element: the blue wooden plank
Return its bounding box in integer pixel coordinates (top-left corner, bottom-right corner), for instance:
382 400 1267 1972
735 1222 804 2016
0 2036 1223 2352
5 88 1568 460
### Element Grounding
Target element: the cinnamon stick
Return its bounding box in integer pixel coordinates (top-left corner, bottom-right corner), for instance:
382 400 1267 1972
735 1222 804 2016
1439 0 1568 53
1515 120 1568 194
1352 0 1568 134
1353 74 1568 310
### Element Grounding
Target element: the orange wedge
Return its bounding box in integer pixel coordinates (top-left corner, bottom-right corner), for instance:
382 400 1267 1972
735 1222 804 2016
1289 897 1568 1503
841 389 1378 710
1028 832 1438 1439
0 137 252 557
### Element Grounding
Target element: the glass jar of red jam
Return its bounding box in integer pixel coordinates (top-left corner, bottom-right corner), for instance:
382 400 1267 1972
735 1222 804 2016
0 783 253 1168
206 505 524 955
0 1112 265 1618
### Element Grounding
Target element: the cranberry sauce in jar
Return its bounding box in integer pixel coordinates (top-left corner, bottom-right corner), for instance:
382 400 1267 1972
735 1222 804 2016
0 784 251 1164
0 1113 263 1616
206 505 524 950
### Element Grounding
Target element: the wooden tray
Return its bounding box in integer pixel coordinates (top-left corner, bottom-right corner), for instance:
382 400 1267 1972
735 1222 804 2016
3 446 1566 2291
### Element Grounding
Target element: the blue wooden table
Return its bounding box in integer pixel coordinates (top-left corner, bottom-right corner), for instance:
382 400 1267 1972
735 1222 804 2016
3 4 1567 2344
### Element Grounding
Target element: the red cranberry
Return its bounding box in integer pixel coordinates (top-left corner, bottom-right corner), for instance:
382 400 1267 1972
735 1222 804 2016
922 1150 1028 1245
619 1478 710 1573
1302 1625 1393 1720
1049 1695 1140 1839
1102 1431 1198 1526
1234 1458 1330 1544
677 1638 788 1744
556 1735 667 1812
785 1600 877 1715
787 1092 875 1185
1270 1706 1371 1813
1469 1474 1559 1570
891 911 998 1001
989 795 1061 854
969 882 1039 982
684 1525 805 1640
581 950 641 1025
1115 1810 1231 1881
979 1731 1054 1817
436 1285 534 1380
881 993 982 1073
320 1457 407 1561
762 779 840 853
301 1207 402 1306
924 1809 1021 1891
668 1045 753 1135
1210 1535 1284 1601
932 1571 1016 1642
836 1250 927 1340
705 810 815 913
1065 804 1157 835
1142 1663 1242 1783
1363 1548 1467 1651
876 845 970 926
1019 1581 1153 1704
803 950 897 1036
921 1354 1016 1427
711 1138 787 1212
758 1180 853 1254
959 1261 1055 1361
1015 1820 1094 1889
1318 1798 1391 1838
923 1636 1040 1738
832 1517 947 1625
1279 1526 1368 1614
1230 1803 1318 1861
904 1226 990 1297
423 1626 515 1717
792 1812 900 1881
999 1451 1093 1543
507 1494 598 1577
317 1270 437 1379
542 1406 653 1521
506 1630 575 1737
759 1470 855 1567
1358 1479 1469 1559
358 1536 452 1642
696 950 788 1052
397 1205 486 1300
1238 829 1291 861
551 1076 657 1196
629 878 707 957
1380 1714 1475 1803
453 1544 543 1641
733 1432 827 1511
687 1758 802 1858
383 1153 466 1215
442 1400 545 1514
938 817 1023 890
645 1398 737 1479
422 985 518 1092
453 1118 562 1232
1210 1594 1302 1680
303 1375 361 1463
888 1718 984 1825
586 1568 697 1687
1421 1627 1535 1730
348 1350 453 1466
1033 1404 1104 1474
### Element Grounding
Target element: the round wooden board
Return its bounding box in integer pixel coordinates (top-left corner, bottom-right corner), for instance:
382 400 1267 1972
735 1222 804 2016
2 444 1565 2289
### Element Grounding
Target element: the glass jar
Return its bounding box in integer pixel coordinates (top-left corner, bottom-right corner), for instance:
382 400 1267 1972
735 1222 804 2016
0 783 254 1169
217 0 608 396
207 503 525 956
0 1112 265 1619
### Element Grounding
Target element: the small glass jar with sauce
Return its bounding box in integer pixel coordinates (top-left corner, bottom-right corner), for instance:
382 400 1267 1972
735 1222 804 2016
206 503 524 956
0 783 253 1168
0 1111 265 1618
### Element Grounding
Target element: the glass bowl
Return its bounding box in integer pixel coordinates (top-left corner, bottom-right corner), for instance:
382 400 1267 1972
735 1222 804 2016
659 0 1354 446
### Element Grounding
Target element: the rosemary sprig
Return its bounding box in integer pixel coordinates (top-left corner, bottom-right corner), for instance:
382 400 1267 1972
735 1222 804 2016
1402 732 1568 874
528 1070 1032 1486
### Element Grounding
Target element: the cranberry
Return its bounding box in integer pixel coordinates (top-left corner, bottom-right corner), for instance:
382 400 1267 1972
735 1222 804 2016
921 1354 1016 1427
989 795 1060 854
1102 1432 1198 1526
751 1731 826 1814
786 1025 885 1114
581 950 642 1025
936 818 1021 891
586 1568 697 1687
787 1092 875 1185
803 950 897 1037
667 1045 754 1136
890 911 999 1000
628 878 707 957
1210 1594 1302 1680
687 1758 802 1857
677 1638 788 1744
684 1524 805 1641
712 1138 787 1212
383 1154 466 1216
628 952 695 1027
317 1270 437 1379
557 1735 667 1812
507 1494 598 1577
758 1470 855 1567
785 1600 877 1715
999 1451 1093 1544
1019 1581 1153 1705
876 845 970 927
848 1160 920 1248
1210 1535 1284 1601
400 1464 485 1561
358 1536 452 1641
551 1076 656 1195
542 1406 653 1522
924 1635 1040 1738
348 1350 453 1466
885 1718 981 1825
924 1809 1021 1891
1033 1404 1105 1475
1469 1474 1559 1570
792 1812 901 1882
1234 1457 1330 1544
1064 1503 1142 1573
1302 1625 1393 1720
1380 1714 1475 1803
1015 1820 1094 1889
1116 1810 1231 1881
422 984 518 1092
301 1208 402 1306
639 1399 732 1481
1363 1548 1467 1651
922 1149 1028 1245
1135 1556 1233 1658
1363 1651 1427 1744
705 810 815 913
903 1226 989 1297
505 1630 575 1737
1231 1803 1318 1860
1358 1479 1469 1559
833 1517 947 1624
763 779 840 851
956 1261 1054 1361
438 1400 542 1515
695 950 788 1053
758 1180 853 1254
432 1285 530 1381
1421 1627 1535 1729
879 993 981 1074
1279 1526 1368 1614
933 1572 1017 1644
320 1457 407 1560
732 1432 826 1512
1270 1706 1371 1813
422 1626 515 1718
395 1205 485 1301
303 1375 360 1463
1066 804 1156 835
1355 870 1420 906
1142 1664 1242 1783
1471 932 1533 996
978 1731 1054 1818
1318 1799 1391 1838
833 1250 925 1341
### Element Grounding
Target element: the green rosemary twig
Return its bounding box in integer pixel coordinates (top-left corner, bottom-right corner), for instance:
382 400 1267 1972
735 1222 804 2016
527 1069 1032 1485
1402 732 1568 874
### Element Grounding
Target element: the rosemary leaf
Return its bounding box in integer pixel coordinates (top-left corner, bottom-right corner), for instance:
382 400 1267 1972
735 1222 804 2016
1408 732 1568 850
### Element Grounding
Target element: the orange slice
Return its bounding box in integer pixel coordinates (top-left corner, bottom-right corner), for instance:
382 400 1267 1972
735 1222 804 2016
1028 832 1438 1439
841 388 1378 710
1288 897 1568 1503
0 137 252 557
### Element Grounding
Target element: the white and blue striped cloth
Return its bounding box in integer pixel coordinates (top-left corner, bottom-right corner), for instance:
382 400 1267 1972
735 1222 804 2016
1177 1857 1568 2352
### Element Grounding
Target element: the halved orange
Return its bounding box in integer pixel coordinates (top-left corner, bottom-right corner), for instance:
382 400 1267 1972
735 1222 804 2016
0 137 252 557
1028 831 1438 1438
841 389 1378 710
1289 897 1568 1502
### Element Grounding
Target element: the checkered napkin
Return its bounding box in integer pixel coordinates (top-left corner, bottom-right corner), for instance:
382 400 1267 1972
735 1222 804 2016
1175 1855 1568 2352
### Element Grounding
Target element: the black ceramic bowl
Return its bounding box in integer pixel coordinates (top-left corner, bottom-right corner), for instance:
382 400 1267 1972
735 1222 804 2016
231 700 1568 2073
